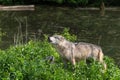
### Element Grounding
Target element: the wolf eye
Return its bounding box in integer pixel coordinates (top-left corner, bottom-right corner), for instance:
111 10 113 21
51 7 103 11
54 37 57 38
54 37 59 39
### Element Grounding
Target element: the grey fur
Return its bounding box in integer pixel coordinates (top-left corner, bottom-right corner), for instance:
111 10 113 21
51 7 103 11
48 35 106 70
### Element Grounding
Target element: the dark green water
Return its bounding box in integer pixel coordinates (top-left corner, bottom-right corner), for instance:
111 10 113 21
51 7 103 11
0 6 120 65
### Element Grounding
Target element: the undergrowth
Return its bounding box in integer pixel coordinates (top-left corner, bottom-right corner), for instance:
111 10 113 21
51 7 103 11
0 28 120 80
0 40 120 80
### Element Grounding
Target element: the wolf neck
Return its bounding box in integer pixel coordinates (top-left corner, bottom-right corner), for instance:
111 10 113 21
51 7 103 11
58 40 72 49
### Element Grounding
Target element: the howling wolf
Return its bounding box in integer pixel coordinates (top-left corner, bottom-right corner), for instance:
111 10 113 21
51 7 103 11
48 35 106 70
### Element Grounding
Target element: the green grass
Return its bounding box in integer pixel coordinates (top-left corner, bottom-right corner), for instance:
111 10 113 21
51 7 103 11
0 40 120 80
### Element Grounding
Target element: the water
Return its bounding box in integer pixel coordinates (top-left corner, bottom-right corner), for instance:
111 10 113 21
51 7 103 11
0 5 120 65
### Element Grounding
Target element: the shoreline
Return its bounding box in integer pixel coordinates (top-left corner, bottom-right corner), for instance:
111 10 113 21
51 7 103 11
0 5 119 11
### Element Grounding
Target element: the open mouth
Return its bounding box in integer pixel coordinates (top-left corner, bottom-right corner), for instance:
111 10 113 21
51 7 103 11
48 37 52 42
48 37 57 44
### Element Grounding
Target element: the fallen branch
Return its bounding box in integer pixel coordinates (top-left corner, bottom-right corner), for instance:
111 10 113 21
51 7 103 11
76 7 120 11
0 5 35 11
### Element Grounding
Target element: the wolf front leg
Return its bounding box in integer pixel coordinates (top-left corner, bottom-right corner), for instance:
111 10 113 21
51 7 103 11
71 58 76 65
71 58 76 70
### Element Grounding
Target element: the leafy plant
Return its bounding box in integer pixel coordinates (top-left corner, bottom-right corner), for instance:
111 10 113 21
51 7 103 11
61 28 77 41
0 40 120 80
0 31 120 79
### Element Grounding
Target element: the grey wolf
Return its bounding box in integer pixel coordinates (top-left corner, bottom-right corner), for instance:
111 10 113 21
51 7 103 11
48 35 106 70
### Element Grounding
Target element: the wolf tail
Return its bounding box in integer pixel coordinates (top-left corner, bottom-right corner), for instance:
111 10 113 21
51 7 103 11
98 49 107 70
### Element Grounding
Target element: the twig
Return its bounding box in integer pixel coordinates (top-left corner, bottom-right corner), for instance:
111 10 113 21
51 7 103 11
25 17 28 43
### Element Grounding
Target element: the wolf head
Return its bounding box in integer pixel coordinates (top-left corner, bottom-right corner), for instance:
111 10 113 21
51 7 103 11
48 35 65 45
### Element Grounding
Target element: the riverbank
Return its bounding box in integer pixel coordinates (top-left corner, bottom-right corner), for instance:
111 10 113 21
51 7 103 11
0 5 120 11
